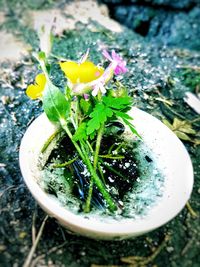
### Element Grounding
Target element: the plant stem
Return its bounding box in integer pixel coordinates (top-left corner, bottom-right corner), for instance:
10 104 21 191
99 155 124 159
94 124 104 169
60 119 86 162
80 141 117 212
85 123 104 212
53 157 78 168
87 140 106 184
108 143 116 154
41 129 62 153
60 119 116 212
97 162 106 184
75 99 79 127
99 159 126 180
84 179 94 213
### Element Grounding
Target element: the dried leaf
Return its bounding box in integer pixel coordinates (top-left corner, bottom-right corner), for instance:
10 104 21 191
173 118 196 134
175 131 192 141
163 119 173 130
163 117 197 142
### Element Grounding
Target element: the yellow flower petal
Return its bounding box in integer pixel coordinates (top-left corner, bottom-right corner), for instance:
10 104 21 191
26 73 46 100
60 61 80 83
26 84 43 99
35 73 46 88
79 62 104 83
59 61 104 84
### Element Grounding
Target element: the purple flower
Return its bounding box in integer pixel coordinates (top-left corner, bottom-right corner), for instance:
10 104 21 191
102 50 128 75
83 93 90 100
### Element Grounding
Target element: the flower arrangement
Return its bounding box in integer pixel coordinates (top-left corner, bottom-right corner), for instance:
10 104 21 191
26 48 140 214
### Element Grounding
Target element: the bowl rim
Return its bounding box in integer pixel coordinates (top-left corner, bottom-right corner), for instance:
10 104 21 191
19 108 194 238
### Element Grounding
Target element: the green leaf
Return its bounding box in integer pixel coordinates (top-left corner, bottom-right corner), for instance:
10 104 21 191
38 51 46 60
89 131 96 140
72 122 87 141
114 110 133 120
102 96 132 110
80 98 92 115
86 103 113 135
42 81 70 122
122 118 141 138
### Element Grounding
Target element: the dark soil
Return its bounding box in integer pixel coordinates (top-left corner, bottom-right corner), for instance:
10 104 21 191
43 133 139 213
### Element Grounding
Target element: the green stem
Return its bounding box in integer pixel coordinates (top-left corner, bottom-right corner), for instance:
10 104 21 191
97 162 106 184
53 157 78 168
85 123 104 212
99 155 124 159
99 159 126 180
41 129 62 153
108 143 116 154
80 141 116 212
60 119 116 212
75 100 79 127
84 180 94 213
115 142 125 153
93 124 104 170
60 119 86 162
87 140 106 184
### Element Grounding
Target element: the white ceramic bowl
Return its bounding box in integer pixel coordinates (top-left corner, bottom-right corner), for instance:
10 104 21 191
19 108 193 240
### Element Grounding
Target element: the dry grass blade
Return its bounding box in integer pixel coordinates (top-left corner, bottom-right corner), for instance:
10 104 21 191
23 215 48 267
30 241 68 267
186 202 198 218
121 235 170 267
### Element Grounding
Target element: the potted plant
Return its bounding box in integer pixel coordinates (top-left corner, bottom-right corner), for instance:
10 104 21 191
19 46 194 240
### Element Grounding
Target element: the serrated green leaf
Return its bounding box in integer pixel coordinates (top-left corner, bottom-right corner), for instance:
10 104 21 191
114 110 133 120
122 118 141 138
86 103 113 135
72 122 87 141
42 81 70 122
80 98 92 115
89 131 96 140
102 96 132 110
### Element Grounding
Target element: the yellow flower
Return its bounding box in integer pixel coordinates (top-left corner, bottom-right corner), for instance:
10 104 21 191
26 73 46 100
59 61 104 84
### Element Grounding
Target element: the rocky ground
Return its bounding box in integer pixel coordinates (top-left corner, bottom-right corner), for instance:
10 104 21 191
0 0 200 266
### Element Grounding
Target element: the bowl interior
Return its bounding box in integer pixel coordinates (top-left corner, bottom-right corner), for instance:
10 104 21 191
19 108 193 239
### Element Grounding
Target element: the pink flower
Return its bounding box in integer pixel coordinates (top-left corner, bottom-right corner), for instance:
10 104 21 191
102 50 128 75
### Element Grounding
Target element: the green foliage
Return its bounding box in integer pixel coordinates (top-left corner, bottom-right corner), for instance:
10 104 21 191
86 103 113 135
104 96 140 138
114 111 133 120
38 51 46 60
114 111 141 138
80 98 92 115
72 122 87 141
42 81 70 122
86 95 140 138
102 96 132 110
122 118 141 138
